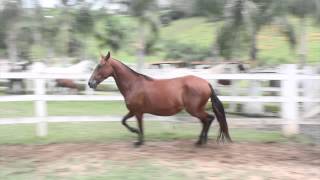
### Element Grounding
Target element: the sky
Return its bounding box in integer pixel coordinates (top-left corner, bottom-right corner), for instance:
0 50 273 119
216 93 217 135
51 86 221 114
23 0 60 8
23 0 91 8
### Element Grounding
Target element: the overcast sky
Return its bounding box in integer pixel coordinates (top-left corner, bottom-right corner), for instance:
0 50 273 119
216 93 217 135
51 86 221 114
22 0 95 8
23 0 59 8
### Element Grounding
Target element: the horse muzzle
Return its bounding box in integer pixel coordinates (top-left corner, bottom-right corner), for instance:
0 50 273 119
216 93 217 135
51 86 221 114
88 80 98 89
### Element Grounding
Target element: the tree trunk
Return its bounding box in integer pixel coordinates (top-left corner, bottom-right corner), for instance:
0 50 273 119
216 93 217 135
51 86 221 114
136 22 145 72
32 0 42 43
298 17 307 68
6 25 18 63
32 0 44 61
48 46 55 59
211 42 220 62
250 29 258 66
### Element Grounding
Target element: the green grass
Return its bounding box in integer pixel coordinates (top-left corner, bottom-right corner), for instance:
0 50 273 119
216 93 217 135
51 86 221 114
0 122 309 145
160 17 320 64
0 101 127 118
0 101 34 118
161 17 219 49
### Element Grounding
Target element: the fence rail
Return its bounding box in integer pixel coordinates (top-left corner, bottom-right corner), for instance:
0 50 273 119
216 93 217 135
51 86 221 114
1 95 319 103
0 64 319 137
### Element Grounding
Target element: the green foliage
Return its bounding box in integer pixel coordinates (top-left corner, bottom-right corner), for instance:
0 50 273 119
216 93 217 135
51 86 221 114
74 7 94 35
16 27 34 60
128 0 157 18
0 1 319 64
202 0 297 61
216 23 250 59
195 0 225 18
0 30 6 50
288 0 318 18
95 16 128 52
30 44 47 60
144 16 160 54
163 40 211 61
216 23 237 59
0 1 21 27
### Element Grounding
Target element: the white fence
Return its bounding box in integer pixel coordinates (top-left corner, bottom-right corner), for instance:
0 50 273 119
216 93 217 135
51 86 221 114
0 64 319 137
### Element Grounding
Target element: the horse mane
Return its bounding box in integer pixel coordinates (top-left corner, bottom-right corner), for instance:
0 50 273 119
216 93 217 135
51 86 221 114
114 59 154 81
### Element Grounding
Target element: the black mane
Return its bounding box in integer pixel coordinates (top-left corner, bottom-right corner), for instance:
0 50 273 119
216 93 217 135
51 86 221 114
115 59 154 81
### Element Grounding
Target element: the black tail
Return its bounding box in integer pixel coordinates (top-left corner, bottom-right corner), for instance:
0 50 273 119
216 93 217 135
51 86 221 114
208 83 232 143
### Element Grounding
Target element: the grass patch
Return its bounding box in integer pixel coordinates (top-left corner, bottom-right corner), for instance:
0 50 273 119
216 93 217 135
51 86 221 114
161 17 218 49
48 101 127 116
161 17 320 64
0 122 310 145
0 101 127 118
0 101 34 118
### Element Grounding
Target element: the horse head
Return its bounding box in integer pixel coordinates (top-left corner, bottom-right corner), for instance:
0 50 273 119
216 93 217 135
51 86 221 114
88 51 113 89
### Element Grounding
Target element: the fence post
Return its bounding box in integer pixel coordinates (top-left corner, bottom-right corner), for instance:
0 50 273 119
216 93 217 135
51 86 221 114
302 66 316 115
33 62 48 136
244 80 263 115
281 64 299 136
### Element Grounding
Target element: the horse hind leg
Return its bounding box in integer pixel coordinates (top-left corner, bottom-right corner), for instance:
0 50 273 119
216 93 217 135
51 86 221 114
187 109 212 146
203 114 215 144
198 113 215 145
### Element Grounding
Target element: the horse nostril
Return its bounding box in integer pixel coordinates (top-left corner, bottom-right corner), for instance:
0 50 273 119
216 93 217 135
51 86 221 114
88 81 93 88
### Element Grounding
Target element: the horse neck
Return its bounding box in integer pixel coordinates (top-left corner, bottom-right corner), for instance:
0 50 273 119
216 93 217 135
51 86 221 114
110 59 140 97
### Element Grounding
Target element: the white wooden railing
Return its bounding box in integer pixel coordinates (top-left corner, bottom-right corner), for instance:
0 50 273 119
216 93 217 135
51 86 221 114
0 64 319 137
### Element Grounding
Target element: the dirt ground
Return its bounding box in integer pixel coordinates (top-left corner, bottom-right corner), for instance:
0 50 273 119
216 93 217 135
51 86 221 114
1 141 320 180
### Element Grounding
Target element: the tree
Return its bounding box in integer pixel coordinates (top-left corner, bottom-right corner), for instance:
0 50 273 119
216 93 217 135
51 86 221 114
197 0 296 64
73 3 94 59
288 0 320 67
95 16 127 53
0 0 22 62
29 0 46 61
125 0 159 72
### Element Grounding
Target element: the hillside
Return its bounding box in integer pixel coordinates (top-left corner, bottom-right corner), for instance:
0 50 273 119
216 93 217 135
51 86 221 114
160 17 320 65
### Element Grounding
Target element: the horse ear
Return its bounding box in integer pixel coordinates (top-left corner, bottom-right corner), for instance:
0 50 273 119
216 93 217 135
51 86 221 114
100 51 104 59
105 51 111 61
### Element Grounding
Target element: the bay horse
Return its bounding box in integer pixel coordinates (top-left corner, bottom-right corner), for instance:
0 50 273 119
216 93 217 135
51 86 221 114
88 52 232 146
56 79 80 91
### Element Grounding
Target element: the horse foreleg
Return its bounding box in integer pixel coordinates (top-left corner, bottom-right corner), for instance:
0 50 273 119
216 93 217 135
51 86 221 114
134 113 144 146
121 112 139 134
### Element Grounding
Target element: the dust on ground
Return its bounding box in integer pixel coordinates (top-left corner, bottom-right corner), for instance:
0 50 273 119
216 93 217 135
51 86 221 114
0 140 319 179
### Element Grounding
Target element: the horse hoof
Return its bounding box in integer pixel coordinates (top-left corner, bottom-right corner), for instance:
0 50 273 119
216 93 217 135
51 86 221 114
130 128 140 134
134 141 144 147
195 141 204 147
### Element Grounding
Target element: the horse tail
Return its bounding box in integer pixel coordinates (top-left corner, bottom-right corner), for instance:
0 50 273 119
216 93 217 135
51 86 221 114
208 83 232 143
